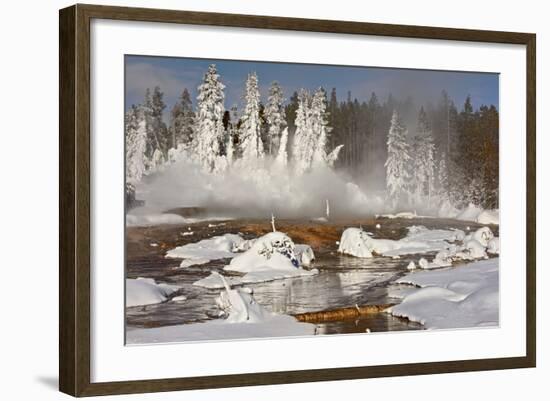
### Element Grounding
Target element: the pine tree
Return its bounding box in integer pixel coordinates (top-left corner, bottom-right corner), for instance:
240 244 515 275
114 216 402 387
385 110 411 207
264 81 286 156
169 88 195 148
125 105 148 184
311 88 332 166
195 64 226 172
238 72 264 163
291 89 313 174
411 107 435 205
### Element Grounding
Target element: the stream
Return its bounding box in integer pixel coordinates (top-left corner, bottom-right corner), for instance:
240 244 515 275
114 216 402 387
125 216 490 335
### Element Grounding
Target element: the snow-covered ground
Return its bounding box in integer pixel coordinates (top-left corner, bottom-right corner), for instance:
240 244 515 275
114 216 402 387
388 258 499 329
126 278 180 307
126 273 315 344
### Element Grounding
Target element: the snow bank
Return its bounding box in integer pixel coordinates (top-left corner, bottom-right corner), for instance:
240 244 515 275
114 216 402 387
166 233 254 268
295 244 315 266
388 258 499 329
126 278 180 307
338 226 464 258
126 273 315 343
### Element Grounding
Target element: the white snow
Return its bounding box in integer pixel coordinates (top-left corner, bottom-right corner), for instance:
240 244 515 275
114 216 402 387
126 278 180 307
166 233 253 267
388 258 499 329
452 203 499 225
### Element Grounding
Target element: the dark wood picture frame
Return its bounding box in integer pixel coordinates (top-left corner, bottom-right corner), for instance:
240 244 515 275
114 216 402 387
59 3 536 397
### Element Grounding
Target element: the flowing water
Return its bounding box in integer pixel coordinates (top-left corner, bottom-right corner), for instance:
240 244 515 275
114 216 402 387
126 216 490 335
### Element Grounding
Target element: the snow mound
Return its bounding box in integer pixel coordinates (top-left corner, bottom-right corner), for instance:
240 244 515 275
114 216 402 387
226 232 301 273
166 233 254 268
126 278 180 307
389 258 499 329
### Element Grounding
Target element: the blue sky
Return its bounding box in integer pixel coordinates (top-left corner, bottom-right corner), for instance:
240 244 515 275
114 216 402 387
125 55 499 119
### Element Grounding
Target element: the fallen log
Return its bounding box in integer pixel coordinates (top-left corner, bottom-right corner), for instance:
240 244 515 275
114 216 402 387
293 303 395 323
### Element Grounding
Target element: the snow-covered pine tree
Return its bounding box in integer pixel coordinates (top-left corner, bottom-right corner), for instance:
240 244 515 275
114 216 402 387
125 104 148 184
169 88 195 148
264 81 286 156
151 86 168 154
411 107 435 205
238 72 264 163
195 64 226 172
291 89 313 174
385 110 411 207
311 88 332 166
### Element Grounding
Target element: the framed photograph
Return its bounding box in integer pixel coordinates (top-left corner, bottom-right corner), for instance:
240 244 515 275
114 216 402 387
59 4 536 397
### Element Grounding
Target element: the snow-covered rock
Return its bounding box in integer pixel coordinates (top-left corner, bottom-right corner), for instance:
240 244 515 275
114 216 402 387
461 239 488 260
338 228 373 258
126 278 180 307
472 226 494 247
295 244 315 266
226 232 300 273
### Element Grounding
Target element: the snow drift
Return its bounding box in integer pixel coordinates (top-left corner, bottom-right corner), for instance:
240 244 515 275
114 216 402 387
388 258 499 329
